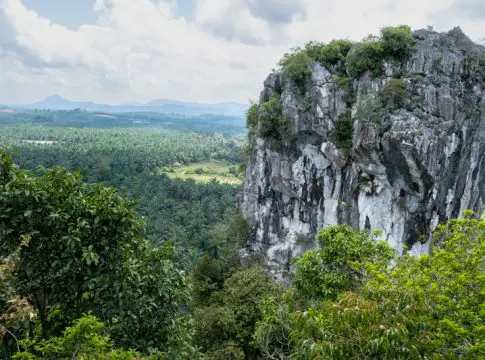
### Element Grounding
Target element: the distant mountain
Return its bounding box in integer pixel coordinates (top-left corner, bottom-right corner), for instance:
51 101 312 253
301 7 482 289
13 95 248 116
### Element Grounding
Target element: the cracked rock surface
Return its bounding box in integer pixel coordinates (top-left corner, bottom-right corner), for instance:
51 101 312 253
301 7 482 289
239 28 485 279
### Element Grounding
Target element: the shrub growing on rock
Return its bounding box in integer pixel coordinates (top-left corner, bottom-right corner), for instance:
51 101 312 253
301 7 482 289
330 109 354 150
278 49 313 92
381 78 406 110
246 96 290 142
316 39 354 74
381 25 416 60
346 40 385 78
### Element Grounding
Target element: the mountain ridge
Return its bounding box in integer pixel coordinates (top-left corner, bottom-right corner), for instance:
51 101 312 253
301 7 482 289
3 95 249 116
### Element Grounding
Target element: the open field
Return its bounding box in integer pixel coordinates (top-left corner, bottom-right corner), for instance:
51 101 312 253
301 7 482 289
159 160 243 185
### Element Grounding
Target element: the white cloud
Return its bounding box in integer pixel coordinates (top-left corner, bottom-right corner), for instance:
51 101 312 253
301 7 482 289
0 0 483 105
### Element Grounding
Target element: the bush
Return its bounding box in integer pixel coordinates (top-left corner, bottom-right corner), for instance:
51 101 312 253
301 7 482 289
206 342 245 360
211 212 251 260
246 103 259 129
316 39 354 75
330 109 354 150
13 315 143 360
246 96 290 141
303 41 325 61
194 305 237 351
381 25 416 60
193 266 280 358
381 78 406 110
289 213 485 359
277 25 416 87
346 40 385 78
278 49 312 92
293 225 393 300
191 254 226 307
345 25 415 78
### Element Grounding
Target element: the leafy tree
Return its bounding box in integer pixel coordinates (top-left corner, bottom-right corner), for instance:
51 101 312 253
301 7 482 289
194 267 279 358
205 342 245 360
278 49 313 92
345 25 415 79
381 78 406 110
191 254 226 308
330 110 354 151
306 39 354 75
0 152 145 339
303 41 325 61
246 96 290 142
346 40 385 78
261 214 485 359
108 244 194 357
255 225 393 359
381 25 416 60
294 225 393 301
222 267 279 350
246 103 260 130
1 237 37 357
12 315 143 360
194 305 237 352
210 212 250 259
0 151 194 356
254 293 295 359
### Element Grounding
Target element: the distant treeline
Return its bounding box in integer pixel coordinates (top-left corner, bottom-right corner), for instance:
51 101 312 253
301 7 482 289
0 108 246 136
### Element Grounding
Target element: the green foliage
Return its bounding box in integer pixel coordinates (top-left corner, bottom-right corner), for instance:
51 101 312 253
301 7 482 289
346 39 385 78
293 225 394 300
1 237 37 356
381 25 416 60
254 293 294 359
303 41 325 61
246 103 259 129
274 25 415 112
210 212 250 259
222 267 279 347
194 267 279 358
381 79 406 110
205 342 245 360
307 39 354 75
246 96 290 142
108 245 194 357
0 151 194 357
191 254 226 307
280 40 353 88
0 151 145 339
1 125 241 261
0 125 241 181
12 315 143 360
278 49 313 91
194 305 237 352
259 214 485 359
346 25 415 78
330 110 354 150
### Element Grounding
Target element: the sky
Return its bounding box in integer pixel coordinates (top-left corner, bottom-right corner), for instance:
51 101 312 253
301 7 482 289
0 0 484 105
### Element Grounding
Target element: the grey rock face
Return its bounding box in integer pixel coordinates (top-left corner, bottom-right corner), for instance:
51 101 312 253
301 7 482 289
240 28 485 279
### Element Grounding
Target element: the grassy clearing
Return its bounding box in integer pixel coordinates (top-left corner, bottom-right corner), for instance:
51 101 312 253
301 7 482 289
159 160 243 185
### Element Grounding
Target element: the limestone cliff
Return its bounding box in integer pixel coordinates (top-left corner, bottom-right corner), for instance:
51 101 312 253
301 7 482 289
240 27 485 278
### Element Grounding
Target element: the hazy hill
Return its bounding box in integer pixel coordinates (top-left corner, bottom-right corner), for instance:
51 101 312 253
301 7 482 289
7 95 248 116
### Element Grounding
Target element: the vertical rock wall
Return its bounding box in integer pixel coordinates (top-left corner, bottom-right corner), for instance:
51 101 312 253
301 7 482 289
240 28 485 278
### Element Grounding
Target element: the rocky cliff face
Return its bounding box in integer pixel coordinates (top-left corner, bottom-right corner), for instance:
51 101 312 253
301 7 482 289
240 28 485 278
